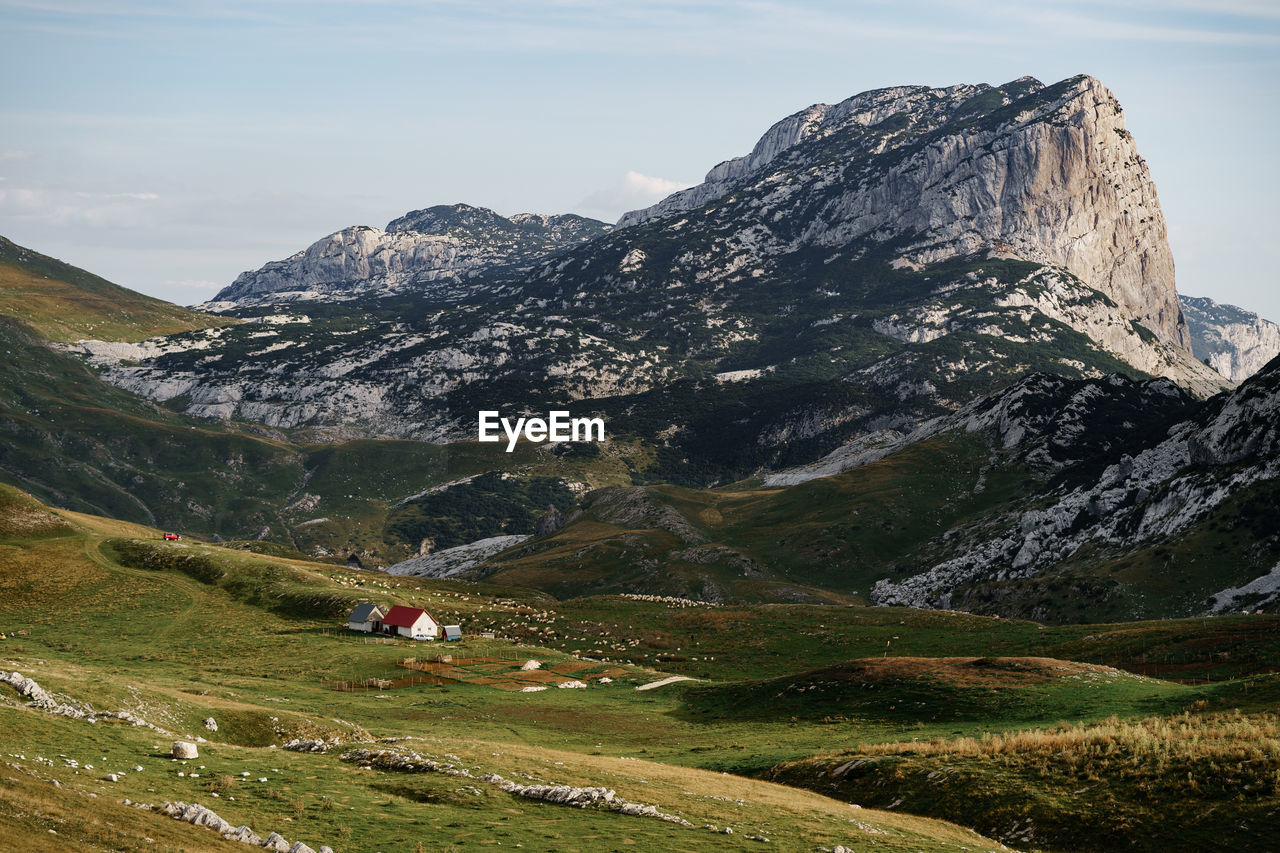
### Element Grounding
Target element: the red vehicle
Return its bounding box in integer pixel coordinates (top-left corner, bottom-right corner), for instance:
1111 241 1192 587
163 532 181 541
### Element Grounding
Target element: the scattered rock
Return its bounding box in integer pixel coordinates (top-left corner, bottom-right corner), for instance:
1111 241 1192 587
203 717 218 732
340 746 693 826
283 738 333 753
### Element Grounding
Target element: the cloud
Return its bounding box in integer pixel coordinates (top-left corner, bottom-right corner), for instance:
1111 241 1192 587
0 150 32 162
0 185 160 228
576 170 693 222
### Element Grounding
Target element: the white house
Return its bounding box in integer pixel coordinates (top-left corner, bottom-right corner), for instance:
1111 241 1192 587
346 603 386 633
381 605 440 641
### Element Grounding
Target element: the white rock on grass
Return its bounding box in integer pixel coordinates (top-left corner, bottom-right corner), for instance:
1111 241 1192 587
171 741 199 760
520 660 542 671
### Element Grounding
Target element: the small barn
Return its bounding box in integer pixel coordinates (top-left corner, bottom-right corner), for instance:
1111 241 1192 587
442 625 462 641
382 605 440 641
346 603 387 633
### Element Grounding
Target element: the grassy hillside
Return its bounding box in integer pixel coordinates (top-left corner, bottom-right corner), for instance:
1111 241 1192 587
482 420 1280 624
0 235 223 342
480 432 1036 601
0 485 1008 851
2 485 1279 850
771 709 1280 851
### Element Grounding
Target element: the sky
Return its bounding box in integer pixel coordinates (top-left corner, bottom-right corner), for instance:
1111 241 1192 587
1 0 1277 319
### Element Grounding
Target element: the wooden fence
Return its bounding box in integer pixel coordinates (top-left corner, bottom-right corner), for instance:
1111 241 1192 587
330 671 461 691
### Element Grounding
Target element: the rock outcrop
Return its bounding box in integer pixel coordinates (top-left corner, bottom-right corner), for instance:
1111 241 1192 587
1181 294 1280 382
171 741 199 759
159 801 329 852
621 74 1191 351
384 535 531 578
75 75 1227 479
872 354 1280 611
206 204 610 308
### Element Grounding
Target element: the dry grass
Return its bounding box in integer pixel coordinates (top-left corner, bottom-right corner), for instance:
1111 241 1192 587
835 655 1141 687
0 258 223 343
855 711 1280 792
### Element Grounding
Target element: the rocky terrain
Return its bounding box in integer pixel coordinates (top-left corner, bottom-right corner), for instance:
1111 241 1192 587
203 204 611 309
871 354 1280 615
1180 294 1280 382
617 74 1189 350
472 352 1278 619
69 75 1228 484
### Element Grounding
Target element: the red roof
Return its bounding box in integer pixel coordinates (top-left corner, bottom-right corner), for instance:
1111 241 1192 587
382 605 436 628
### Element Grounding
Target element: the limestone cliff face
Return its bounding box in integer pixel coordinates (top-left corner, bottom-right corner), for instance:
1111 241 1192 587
1181 294 1280 382
208 204 610 308
620 75 1191 350
74 75 1227 467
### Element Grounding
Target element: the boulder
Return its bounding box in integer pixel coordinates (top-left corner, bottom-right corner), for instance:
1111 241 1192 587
262 832 291 852
222 825 261 844
171 741 199 759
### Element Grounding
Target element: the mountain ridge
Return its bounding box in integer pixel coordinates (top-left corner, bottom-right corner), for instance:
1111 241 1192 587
0 234 223 343
71 74 1228 469
206 203 611 308
1180 293 1280 382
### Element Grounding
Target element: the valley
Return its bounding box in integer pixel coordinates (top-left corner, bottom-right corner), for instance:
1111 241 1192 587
2 62 1279 851
3 485 1279 851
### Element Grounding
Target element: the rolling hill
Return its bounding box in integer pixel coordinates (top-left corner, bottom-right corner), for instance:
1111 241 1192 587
0 235 222 343
3 483 1279 850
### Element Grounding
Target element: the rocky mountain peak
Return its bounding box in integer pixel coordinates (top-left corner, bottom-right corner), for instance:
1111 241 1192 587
386 203 509 234
206 205 611 308
616 73 1190 352
1180 294 1280 382
90 74 1231 480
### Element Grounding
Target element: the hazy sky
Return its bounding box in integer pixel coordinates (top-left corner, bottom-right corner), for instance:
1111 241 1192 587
1 1 1277 319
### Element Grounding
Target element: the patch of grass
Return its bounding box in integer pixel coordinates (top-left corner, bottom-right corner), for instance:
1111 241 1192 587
772 712 1280 851
1 493 1277 850
0 235 223 342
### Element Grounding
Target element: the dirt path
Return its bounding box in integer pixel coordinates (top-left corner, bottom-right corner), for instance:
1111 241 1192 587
80 535 206 639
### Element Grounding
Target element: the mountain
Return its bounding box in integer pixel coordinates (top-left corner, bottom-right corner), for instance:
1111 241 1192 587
479 356 1279 621
70 75 1227 487
617 74 1189 351
872 352 1280 617
0 238 583 554
204 204 612 308
1180 294 1280 382
0 235 221 342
